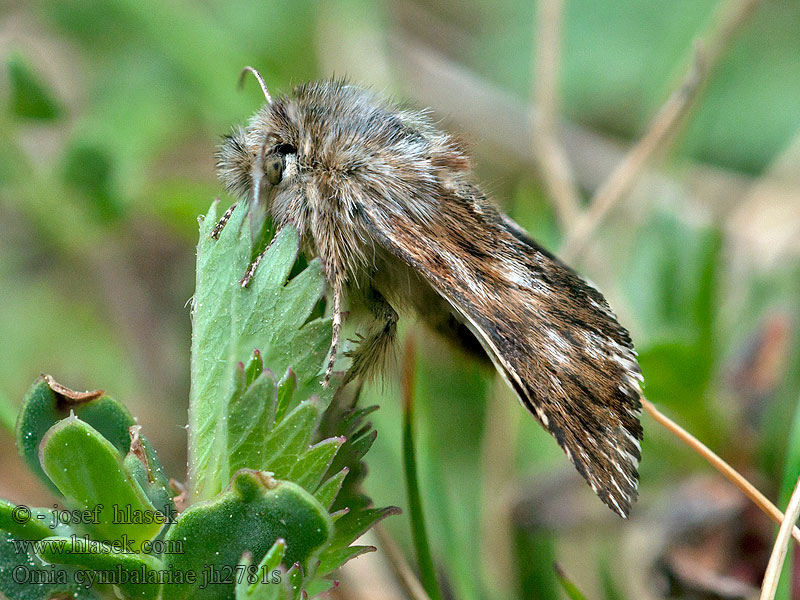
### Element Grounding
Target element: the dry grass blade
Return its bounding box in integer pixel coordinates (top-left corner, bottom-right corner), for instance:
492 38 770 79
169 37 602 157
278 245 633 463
374 524 432 600
642 399 800 547
532 0 581 229
760 474 800 600
703 0 766 72
560 0 766 261
560 45 706 261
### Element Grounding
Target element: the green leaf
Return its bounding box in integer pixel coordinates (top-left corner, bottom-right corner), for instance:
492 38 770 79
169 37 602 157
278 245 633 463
322 405 378 482
402 372 442 600
6 52 61 120
236 540 291 600
227 365 278 477
316 544 374 578
185 201 396 597
288 437 345 492
304 578 336 598
275 369 297 425
61 142 122 221
223 352 341 495
320 401 386 526
16 376 135 493
324 507 398 554
0 532 96 600
554 563 588 600
258 538 288 576
313 468 349 511
0 501 71 542
39 416 163 545
311 396 399 584
278 259 326 334
162 470 332 600
35 535 162 599
189 201 333 501
244 349 265 386
123 428 176 539
286 564 304 600
514 529 561 600
260 400 323 478
349 428 377 461
775 377 800 600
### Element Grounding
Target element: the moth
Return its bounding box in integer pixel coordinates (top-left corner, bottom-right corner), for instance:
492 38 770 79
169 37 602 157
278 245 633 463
215 68 644 517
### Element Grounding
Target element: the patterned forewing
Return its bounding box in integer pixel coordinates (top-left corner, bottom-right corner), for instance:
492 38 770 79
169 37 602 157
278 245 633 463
359 183 643 517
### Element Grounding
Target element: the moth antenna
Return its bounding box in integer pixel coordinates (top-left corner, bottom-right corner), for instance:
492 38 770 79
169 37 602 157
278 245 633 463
238 66 272 104
323 280 343 388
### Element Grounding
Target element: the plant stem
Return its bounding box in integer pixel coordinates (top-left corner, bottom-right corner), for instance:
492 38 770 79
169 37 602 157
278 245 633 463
760 474 800 600
642 398 800 546
402 335 443 600
560 0 766 262
532 0 581 230
771 391 800 600
374 525 432 600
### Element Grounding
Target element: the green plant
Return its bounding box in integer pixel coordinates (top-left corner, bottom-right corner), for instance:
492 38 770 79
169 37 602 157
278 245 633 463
0 200 397 599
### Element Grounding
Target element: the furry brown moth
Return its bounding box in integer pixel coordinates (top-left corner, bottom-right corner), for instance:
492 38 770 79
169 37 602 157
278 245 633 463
215 68 644 517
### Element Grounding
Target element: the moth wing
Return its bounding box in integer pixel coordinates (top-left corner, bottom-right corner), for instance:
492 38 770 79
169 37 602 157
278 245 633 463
359 190 643 517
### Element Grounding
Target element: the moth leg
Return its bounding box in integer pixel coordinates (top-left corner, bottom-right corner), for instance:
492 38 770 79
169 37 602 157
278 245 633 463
344 289 398 384
211 202 237 239
323 279 343 387
238 246 268 288
239 226 282 288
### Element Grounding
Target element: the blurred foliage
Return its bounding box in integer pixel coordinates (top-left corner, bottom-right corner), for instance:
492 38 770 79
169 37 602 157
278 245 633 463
6 51 61 120
1 0 799 598
0 209 393 600
472 0 800 174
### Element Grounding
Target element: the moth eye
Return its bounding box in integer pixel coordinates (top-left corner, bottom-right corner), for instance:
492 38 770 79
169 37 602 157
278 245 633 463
262 143 296 186
264 154 285 185
275 143 297 155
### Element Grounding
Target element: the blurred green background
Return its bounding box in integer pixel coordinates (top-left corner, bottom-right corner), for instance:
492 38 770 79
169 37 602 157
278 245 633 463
1 0 799 598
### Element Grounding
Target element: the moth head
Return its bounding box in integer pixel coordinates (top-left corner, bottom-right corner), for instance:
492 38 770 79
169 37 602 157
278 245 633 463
216 72 472 226
215 67 302 218
216 126 300 215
